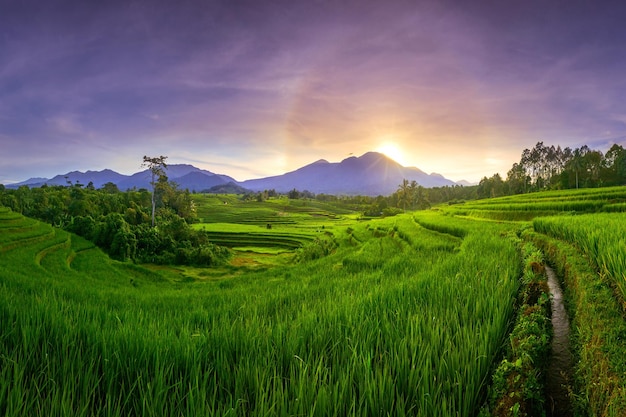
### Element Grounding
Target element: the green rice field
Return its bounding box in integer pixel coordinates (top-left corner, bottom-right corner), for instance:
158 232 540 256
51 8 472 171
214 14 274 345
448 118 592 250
2 187 626 416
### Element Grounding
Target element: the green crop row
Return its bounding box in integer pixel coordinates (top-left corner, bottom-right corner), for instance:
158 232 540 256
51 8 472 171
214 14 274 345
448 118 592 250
201 231 314 249
526 230 626 415
533 213 626 308
442 186 626 220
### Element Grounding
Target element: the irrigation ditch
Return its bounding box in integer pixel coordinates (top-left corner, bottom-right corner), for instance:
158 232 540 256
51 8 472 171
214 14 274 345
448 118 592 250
545 265 573 417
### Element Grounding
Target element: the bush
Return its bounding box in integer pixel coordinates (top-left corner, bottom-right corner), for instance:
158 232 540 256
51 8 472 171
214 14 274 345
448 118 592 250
294 237 337 262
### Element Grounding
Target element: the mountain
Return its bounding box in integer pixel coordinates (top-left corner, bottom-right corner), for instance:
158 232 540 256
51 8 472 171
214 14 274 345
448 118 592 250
204 182 250 194
8 169 129 189
116 164 236 191
241 152 456 195
4 152 460 195
6 164 238 192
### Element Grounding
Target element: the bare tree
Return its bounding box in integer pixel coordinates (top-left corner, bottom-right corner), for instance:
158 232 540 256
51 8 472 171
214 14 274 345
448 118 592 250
142 155 168 227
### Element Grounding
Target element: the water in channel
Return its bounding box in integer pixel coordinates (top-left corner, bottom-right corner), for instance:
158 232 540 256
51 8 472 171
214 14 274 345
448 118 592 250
545 265 573 417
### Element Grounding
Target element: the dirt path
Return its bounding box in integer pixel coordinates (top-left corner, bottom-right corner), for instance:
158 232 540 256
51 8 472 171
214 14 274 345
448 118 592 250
545 265 573 417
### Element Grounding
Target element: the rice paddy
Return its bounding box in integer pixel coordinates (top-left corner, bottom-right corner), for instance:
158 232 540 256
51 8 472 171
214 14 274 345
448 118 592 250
2 186 626 416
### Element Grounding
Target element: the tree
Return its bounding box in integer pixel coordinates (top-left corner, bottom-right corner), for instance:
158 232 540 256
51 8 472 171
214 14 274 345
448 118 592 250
101 182 120 194
397 179 410 211
568 148 585 189
287 188 300 199
477 174 504 198
142 155 168 227
604 144 626 185
506 163 528 194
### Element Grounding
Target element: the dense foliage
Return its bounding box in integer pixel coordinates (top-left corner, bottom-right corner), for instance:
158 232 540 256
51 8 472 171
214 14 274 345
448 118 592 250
478 141 626 198
0 181 231 266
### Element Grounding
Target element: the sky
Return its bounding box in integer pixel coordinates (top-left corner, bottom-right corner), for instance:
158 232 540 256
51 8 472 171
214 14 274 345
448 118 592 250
2 0 626 185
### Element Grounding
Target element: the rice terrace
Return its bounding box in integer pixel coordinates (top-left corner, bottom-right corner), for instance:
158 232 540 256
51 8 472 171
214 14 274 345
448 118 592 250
1 174 626 417
4 1 626 415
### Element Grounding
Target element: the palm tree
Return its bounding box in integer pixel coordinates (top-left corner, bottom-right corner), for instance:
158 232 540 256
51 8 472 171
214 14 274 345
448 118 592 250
397 179 410 212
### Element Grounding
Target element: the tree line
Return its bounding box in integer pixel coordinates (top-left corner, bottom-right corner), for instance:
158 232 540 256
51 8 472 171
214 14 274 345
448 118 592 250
478 142 626 198
268 181 476 216
0 159 231 266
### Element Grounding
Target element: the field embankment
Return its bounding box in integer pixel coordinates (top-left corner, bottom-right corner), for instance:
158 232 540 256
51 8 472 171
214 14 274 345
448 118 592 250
438 186 626 416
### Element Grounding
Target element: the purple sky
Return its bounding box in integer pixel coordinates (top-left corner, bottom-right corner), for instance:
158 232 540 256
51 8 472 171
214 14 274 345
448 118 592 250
2 0 626 184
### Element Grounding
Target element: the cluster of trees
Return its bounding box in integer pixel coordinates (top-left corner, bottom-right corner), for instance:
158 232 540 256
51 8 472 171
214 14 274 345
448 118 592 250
265 182 476 216
0 157 231 266
478 142 626 198
66 211 230 265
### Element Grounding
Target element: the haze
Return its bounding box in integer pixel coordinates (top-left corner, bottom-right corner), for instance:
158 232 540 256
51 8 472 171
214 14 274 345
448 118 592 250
2 0 626 184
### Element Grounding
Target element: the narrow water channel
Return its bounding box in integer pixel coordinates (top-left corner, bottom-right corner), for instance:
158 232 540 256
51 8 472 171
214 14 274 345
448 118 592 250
545 265 573 417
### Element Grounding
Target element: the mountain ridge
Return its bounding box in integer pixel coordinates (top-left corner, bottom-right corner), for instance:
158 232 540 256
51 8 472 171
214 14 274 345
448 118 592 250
5 152 461 195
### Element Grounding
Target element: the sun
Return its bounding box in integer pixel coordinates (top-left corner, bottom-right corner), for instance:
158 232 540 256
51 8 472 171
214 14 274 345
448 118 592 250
376 142 405 165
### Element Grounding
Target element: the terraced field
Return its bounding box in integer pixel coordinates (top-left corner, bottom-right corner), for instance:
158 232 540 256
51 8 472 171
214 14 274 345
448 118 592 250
192 195 354 262
443 185 626 220
2 186 626 416
0 201 525 416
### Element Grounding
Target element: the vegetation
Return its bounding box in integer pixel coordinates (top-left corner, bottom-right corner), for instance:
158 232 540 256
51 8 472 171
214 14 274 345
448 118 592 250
0 177 231 266
142 154 168 227
1 197 524 416
435 187 626 416
482 242 552 417
525 228 626 415
2 166 626 415
440 185 626 221
533 213 626 307
478 141 626 197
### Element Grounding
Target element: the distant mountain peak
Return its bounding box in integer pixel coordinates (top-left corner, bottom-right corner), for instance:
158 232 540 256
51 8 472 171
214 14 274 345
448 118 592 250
241 150 455 195
346 151 401 164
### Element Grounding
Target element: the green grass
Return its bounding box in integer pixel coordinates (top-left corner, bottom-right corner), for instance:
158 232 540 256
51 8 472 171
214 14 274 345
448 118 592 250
0 205 522 416
4 187 626 416
441 185 626 221
534 213 626 308
526 229 626 415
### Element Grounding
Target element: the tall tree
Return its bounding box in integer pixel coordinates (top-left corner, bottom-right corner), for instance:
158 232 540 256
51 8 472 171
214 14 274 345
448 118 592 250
397 179 410 211
142 155 168 227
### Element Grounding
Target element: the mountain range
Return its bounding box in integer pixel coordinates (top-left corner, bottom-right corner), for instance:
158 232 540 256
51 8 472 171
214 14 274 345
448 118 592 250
5 152 462 196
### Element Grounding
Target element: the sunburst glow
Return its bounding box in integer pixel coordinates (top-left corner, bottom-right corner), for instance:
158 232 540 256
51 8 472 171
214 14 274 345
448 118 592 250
376 142 406 165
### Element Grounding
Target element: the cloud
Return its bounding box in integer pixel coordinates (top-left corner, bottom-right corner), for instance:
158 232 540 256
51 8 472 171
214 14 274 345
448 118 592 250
3 1 626 184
